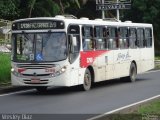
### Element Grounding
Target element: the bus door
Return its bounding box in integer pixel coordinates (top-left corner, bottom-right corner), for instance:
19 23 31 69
68 25 81 86
106 27 116 80
115 27 130 77
94 26 107 81
137 28 146 73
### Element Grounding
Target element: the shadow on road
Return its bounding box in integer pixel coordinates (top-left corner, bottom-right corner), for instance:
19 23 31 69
16 76 150 96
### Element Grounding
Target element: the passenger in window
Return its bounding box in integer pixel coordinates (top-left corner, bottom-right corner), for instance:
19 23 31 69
59 34 67 57
129 30 136 48
116 30 120 48
83 39 88 50
83 39 93 50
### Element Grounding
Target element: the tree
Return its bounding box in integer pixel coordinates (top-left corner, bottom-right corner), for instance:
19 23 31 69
26 0 60 17
122 0 160 55
28 0 37 18
54 0 81 15
0 0 20 20
77 0 101 19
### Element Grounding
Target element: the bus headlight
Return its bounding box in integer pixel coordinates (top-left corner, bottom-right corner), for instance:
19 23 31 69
51 66 67 77
11 68 15 72
11 68 21 77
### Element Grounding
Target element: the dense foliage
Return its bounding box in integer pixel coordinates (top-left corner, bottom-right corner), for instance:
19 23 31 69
0 0 160 54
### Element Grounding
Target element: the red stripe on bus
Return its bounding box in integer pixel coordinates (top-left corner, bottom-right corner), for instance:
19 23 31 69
80 50 109 68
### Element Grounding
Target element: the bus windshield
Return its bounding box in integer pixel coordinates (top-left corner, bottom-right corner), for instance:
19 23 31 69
12 32 67 62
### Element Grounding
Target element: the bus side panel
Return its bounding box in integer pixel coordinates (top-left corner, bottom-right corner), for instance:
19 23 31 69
140 47 154 73
113 49 130 78
94 53 106 82
129 48 141 74
69 56 80 86
106 51 114 80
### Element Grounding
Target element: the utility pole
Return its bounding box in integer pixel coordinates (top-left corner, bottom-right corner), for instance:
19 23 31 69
102 0 105 19
117 0 120 21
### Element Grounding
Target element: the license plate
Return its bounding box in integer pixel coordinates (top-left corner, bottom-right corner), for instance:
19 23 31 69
31 78 40 83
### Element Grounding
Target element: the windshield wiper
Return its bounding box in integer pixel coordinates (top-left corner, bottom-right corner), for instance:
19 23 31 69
22 31 33 41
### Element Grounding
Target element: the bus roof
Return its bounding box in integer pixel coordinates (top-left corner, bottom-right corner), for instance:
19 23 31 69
12 16 153 28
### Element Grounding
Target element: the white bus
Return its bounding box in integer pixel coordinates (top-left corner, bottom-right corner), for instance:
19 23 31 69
11 15 154 91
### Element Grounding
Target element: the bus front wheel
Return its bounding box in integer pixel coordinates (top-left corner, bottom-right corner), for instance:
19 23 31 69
81 68 92 91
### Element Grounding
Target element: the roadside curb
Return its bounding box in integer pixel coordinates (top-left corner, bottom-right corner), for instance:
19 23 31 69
89 95 160 120
0 86 32 94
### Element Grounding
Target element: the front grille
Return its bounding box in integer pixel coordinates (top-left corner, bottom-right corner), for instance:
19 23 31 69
24 82 48 85
23 79 49 84
22 74 50 77
17 64 56 69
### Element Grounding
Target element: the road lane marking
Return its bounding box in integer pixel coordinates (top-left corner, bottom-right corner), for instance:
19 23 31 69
146 70 160 74
88 94 160 120
0 89 34 97
0 86 59 97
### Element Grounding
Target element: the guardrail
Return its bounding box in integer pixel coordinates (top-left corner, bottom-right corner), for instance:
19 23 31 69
155 60 160 65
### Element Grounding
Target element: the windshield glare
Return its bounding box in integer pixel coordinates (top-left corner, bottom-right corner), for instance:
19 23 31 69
12 32 67 62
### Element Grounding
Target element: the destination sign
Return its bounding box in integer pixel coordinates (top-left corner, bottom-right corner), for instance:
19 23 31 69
96 0 131 4
12 20 65 30
96 4 131 10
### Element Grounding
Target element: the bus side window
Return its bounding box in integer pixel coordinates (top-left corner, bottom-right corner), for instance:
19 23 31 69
118 27 129 49
108 27 118 49
129 28 137 48
145 28 152 47
94 26 106 50
137 28 145 48
68 25 80 63
82 26 94 51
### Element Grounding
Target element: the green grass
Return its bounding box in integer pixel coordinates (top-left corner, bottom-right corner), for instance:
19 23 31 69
155 56 160 60
0 53 11 85
99 114 142 120
100 100 160 120
138 100 160 114
155 64 160 69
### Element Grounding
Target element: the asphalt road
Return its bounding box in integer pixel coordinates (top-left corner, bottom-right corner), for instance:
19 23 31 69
0 70 160 120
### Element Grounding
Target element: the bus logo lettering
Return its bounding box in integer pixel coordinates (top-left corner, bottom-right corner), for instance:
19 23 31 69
87 58 93 63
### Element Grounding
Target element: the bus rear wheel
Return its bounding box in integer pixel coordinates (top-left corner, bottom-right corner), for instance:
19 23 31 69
81 68 92 91
122 62 137 82
126 63 137 82
129 63 137 82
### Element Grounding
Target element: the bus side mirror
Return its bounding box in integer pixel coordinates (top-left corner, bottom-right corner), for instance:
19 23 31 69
69 35 75 54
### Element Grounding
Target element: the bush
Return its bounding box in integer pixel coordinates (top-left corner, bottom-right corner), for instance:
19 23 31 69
0 53 11 85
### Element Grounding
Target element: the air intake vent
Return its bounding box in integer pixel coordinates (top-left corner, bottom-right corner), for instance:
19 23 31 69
95 19 103 21
80 17 89 20
55 15 65 19
125 21 132 23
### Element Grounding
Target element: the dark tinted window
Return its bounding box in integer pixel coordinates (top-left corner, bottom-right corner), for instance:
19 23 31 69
118 27 129 49
94 26 107 50
82 26 94 51
107 27 118 49
129 28 137 48
145 28 152 47
137 28 145 48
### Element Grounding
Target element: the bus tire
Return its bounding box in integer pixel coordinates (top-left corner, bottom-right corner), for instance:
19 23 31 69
81 68 92 91
129 62 137 82
36 87 47 93
124 62 137 82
